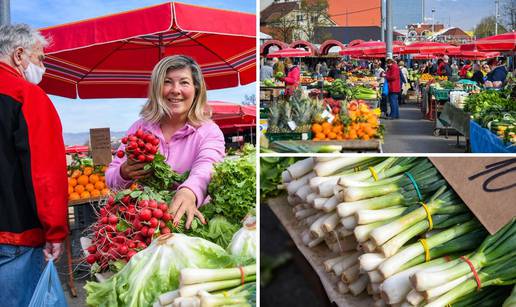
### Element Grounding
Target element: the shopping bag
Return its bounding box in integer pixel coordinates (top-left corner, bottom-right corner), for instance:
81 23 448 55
28 260 68 307
382 78 389 96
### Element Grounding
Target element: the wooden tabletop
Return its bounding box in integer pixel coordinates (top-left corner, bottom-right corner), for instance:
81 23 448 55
267 197 374 307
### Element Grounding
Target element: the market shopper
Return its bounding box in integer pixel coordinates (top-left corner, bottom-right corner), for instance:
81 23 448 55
385 58 401 119
470 63 485 85
0 24 68 307
273 57 285 76
260 59 274 81
437 58 452 78
280 57 300 96
106 55 224 229
485 58 508 88
398 60 409 105
459 60 472 78
373 60 385 79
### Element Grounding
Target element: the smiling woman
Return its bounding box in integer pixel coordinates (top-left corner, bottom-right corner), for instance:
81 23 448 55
106 55 226 230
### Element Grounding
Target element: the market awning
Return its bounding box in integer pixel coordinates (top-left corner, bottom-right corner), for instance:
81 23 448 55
266 48 312 58
456 51 501 60
411 54 437 60
39 2 256 99
260 39 289 56
340 41 404 57
319 40 346 55
462 32 516 52
401 41 459 54
208 101 256 130
289 40 319 56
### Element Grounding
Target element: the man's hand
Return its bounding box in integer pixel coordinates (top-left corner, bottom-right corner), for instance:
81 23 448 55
43 242 64 261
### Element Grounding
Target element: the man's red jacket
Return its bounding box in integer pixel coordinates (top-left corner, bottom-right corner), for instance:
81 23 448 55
0 62 68 247
385 63 401 93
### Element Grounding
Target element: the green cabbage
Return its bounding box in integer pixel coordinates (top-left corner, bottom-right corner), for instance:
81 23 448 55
85 234 234 307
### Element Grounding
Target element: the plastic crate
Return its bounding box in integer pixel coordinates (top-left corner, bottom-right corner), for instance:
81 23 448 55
266 132 312 142
432 88 451 100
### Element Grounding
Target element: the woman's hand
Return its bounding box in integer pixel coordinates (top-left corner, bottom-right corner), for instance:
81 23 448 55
170 188 206 229
120 158 152 180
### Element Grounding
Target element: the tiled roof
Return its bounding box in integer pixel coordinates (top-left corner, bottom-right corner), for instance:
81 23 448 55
261 2 299 23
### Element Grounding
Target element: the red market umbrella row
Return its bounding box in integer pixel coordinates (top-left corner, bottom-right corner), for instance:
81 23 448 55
412 54 437 60
39 2 256 99
460 32 516 52
402 41 459 54
452 51 501 60
266 48 312 58
339 41 404 57
209 101 255 127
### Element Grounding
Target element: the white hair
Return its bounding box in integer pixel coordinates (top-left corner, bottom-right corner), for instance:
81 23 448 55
0 24 49 58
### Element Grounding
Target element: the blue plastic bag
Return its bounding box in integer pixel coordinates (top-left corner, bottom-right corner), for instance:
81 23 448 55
382 78 389 96
28 260 68 307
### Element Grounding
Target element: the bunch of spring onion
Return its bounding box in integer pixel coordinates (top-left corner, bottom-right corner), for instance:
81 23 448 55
393 219 516 307
155 266 256 307
275 157 505 307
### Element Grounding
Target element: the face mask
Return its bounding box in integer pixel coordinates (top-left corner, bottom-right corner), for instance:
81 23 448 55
24 61 46 84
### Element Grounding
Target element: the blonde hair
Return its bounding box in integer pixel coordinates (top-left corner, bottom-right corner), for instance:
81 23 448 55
140 55 210 126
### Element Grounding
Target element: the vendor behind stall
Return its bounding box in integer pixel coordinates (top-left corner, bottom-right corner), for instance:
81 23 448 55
281 57 300 96
485 58 508 88
470 63 485 86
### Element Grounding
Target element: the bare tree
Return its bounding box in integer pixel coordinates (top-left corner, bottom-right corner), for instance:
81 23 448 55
474 16 507 38
501 0 516 31
267 8 299 43
298 0 330 42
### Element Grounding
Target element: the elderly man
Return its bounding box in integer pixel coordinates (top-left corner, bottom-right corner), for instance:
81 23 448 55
0 24 68 306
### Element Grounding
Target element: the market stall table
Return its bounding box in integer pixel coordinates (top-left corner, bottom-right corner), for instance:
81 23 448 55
439 102 471 150
270 139 382 153
267 197 374 307
470 120 516 153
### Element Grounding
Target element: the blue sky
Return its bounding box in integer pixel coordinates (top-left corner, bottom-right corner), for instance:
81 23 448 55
11 0 257 133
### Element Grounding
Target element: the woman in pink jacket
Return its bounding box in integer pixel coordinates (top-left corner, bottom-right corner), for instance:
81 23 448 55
282 57 300 96
106 55 225 229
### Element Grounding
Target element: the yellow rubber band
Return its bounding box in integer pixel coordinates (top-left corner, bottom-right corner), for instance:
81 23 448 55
419 238 431 262
419 202 433 231
369 167 379 181
353 166 361 172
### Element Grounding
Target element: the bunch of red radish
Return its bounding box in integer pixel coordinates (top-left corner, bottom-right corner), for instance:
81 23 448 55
85 191 174 270
116 129 160 162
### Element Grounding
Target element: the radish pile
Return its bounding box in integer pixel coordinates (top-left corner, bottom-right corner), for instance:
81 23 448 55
117 128 159 162
85 188 179 272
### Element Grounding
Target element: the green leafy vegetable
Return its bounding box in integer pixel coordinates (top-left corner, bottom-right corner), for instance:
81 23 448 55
203 146 256 224
85 234 234 307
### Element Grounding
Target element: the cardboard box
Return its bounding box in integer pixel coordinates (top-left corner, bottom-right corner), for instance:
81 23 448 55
430 157 516 234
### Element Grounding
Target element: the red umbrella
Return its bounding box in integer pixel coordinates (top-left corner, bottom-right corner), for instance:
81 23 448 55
412 54 437 60
340 41 404 56
402 41 458 54
266 48 312 58
468 32 516 52
39 2 255 99
208 101 255 133
456 51 501 60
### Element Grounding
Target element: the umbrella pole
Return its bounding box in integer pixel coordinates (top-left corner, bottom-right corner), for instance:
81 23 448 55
158 33 164 60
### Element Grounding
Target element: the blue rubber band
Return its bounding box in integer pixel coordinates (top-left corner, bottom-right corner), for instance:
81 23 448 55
405 172 423 201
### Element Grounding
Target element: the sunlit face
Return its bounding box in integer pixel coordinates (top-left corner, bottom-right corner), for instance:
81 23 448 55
162 67 196 118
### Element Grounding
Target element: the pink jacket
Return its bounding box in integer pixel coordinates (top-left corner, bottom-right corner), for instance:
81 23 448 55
284 65 300 95
106 119 225 207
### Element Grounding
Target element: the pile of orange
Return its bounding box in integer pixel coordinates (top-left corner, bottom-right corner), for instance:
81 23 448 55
68 166 110 201
311 122 345 141
311 101 381 141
